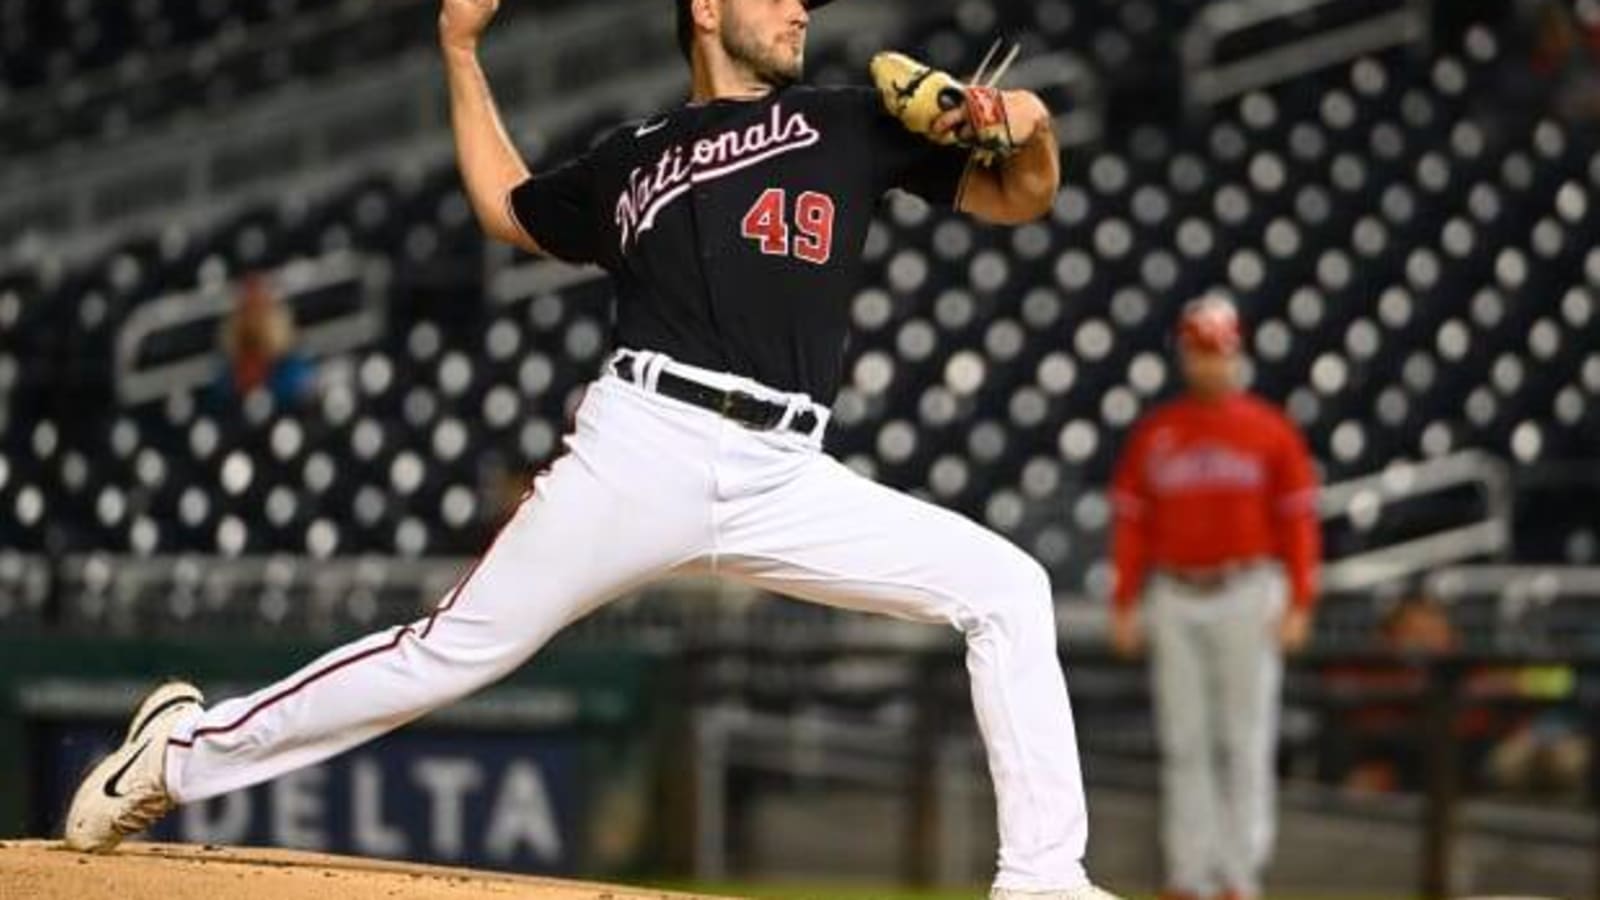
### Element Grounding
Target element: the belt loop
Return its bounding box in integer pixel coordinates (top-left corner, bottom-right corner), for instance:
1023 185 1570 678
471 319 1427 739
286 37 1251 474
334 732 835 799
794 397 827 446
641 352 669 394
609 349 632 381
775 395 801 433
808 406 830 444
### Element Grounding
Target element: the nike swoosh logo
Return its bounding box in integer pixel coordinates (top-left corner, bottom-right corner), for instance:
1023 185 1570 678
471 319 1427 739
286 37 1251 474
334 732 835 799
129 693 200 743
103 739 151 799
635 118 669 138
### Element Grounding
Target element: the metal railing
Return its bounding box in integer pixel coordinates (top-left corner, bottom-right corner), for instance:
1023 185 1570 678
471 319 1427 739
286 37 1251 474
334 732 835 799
0 0 439 157
1319 451 1513 593
2 451 1534 641
112 250 390 405
0 0 904 272
0 0 669 265
1427 564 1600 598
677 640 1600 897
1181 0 1433 106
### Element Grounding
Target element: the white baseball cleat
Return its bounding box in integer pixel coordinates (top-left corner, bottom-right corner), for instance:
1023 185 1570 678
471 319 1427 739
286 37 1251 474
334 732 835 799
62 680 204 852
991 885 1126 900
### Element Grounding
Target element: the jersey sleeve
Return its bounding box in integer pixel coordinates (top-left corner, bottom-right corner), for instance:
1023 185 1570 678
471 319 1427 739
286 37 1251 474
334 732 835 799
847 87 973 206
1270 413 1323 610
508 151 604 265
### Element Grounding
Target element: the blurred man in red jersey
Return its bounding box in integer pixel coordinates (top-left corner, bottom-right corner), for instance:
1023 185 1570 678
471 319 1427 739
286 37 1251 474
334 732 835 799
1107 293 1322 900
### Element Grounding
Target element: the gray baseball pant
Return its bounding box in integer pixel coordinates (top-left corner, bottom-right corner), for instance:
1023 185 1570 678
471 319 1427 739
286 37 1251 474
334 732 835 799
1146 566 1284 897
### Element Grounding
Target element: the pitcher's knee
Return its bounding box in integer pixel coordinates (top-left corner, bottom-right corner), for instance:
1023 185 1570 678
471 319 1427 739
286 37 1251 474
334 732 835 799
406 621 542 698
957 544 1056 636
1010 551 1053 602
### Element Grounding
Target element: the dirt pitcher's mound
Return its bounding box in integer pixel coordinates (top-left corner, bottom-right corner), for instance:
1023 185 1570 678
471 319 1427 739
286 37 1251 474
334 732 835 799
0 840 739 900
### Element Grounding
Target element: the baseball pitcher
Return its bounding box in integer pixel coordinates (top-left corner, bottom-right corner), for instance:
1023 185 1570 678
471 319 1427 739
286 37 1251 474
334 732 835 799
64 2 1118 898
1108 295 1322 900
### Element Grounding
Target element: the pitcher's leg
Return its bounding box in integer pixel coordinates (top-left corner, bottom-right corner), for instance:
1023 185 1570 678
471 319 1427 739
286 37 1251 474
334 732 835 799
717 455 1089 891
166 397 708 803
1148 589 1220 897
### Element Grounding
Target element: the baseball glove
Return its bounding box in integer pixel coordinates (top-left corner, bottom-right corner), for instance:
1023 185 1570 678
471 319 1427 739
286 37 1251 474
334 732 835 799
870 42 1020 166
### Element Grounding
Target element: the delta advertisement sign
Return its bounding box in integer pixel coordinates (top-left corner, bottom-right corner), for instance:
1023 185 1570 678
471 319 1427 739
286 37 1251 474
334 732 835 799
35 727 584 873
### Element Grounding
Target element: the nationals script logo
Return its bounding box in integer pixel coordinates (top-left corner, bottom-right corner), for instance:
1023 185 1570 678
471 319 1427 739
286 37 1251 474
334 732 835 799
613 102 820 252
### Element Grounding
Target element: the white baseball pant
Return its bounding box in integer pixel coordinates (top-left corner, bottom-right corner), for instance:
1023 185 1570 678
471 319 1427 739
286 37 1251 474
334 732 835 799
1146 566 1284 898
164 350 1092 891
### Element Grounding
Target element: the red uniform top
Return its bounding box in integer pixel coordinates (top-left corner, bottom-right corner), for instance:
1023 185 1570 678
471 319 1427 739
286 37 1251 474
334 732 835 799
1110 391 1322 611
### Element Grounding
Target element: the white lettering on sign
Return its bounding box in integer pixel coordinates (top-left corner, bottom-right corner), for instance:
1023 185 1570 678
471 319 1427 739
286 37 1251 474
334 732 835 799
485 760 563 863
166 753 566 864
411 758 483 860
180 791 251 844
272 768 328 850
352 758 408 858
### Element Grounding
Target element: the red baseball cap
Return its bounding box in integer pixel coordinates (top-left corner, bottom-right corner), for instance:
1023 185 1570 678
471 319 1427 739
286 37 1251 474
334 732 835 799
1177 294 1243 354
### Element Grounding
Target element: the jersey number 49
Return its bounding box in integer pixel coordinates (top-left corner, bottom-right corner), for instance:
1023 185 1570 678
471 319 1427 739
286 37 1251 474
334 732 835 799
741 188 835 265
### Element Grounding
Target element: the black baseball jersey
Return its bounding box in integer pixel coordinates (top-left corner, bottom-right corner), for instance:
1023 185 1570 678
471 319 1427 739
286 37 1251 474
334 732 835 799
509 84 972 403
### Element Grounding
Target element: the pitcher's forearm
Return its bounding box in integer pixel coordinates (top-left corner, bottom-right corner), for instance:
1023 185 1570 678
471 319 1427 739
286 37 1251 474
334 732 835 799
443 43 533 248
956 92 1060 224
995 116 1059 219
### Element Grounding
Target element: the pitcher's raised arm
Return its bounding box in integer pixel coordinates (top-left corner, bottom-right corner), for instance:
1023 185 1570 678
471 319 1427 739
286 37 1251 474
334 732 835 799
440 0 541 254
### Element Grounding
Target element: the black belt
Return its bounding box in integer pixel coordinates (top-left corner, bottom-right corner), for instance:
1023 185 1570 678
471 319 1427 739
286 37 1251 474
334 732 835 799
613 355 821 436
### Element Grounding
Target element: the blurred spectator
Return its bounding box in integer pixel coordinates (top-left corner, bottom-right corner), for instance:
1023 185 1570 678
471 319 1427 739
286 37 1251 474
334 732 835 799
213 273 316 407
1321 593 1586 799
1478 661 1587 799
1108 294 1322 900
1525 0 1600 120
1485 707 1590 798
1322 593 1462 794
1383 592 1459 654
